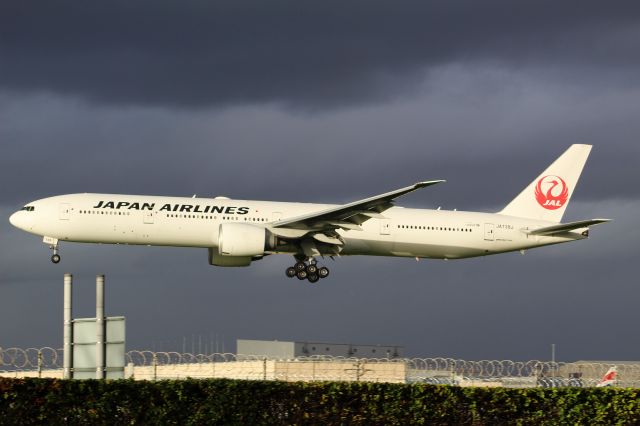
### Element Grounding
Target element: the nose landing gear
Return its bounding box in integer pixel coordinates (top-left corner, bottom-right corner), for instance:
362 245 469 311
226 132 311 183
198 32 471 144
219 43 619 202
285 257 330 283
46 238 61 264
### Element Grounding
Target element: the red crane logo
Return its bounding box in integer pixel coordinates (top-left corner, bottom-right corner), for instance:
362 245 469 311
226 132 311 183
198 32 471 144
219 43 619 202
535 175 569 210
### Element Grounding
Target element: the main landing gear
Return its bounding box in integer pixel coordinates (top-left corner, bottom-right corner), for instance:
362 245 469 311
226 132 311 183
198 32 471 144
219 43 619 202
285 258 330 283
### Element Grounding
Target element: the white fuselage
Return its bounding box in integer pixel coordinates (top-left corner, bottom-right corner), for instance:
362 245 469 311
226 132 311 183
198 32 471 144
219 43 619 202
9 193 584 260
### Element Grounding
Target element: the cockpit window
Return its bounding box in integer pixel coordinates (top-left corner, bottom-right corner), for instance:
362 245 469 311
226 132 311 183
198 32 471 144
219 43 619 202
21 206 35 212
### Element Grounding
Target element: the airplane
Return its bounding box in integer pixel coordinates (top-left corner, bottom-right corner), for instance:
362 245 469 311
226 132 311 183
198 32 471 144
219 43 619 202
596 366 617 387
9 144 609 283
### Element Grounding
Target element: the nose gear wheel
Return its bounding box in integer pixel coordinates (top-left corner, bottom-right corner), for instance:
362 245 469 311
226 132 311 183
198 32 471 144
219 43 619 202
49 243 61 264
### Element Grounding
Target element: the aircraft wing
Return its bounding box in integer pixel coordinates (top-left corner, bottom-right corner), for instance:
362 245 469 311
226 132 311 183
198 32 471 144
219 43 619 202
271 180 445 233
527 218 611 236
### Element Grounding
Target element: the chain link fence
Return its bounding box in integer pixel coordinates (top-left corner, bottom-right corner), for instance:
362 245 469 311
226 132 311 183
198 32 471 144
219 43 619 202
1 347 636 387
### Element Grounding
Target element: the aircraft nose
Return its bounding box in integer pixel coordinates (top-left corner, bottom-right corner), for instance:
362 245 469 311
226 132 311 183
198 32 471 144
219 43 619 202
9 211 22 228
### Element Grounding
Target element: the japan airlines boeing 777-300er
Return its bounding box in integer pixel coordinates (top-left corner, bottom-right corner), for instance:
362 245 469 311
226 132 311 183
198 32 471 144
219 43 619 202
10 144 609 283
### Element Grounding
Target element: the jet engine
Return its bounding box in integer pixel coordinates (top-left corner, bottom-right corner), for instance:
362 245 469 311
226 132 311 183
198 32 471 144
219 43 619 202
209 223 278 267
218 223 269 256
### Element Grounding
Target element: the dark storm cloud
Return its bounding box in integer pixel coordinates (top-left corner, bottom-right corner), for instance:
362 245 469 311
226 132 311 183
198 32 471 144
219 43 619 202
1 1 640 108
1 75 638 210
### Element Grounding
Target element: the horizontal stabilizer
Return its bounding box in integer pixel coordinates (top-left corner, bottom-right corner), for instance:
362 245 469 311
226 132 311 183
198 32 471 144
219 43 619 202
527 218 611 236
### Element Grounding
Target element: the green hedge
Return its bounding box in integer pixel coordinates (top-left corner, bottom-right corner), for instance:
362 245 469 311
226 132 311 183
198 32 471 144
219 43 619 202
1 378 640 425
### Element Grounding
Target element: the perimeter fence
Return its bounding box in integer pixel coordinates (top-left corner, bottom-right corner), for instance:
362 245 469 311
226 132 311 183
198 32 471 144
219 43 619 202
1 347 636 388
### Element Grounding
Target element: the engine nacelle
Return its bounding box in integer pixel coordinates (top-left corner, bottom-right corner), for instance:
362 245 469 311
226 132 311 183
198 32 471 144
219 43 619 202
218 223 268 257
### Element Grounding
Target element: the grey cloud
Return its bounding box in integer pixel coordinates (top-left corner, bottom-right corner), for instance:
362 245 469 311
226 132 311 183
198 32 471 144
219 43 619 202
2 69 638 212
1 1 640 109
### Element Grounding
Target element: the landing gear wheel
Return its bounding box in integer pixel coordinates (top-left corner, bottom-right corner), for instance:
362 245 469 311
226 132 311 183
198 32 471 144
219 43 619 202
318 267 329 278
290 255 331 282
51 254 61 264
286 267 296 278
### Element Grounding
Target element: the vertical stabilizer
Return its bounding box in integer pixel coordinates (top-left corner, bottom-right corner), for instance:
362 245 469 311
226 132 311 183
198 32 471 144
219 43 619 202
596 366 617 387
499 144 592 222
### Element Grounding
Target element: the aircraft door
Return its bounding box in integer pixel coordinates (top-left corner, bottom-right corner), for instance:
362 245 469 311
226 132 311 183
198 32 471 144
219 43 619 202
143 211 154 224
59 203 71 220
484 223 495 241
380 219 391 235
271 212 282 223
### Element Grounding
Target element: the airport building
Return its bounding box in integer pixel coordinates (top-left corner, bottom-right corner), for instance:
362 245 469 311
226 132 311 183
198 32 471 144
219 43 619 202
237 339 403 359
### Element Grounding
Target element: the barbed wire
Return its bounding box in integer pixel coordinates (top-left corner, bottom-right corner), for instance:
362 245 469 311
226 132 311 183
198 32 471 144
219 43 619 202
1 347 637 387
0 347 61 370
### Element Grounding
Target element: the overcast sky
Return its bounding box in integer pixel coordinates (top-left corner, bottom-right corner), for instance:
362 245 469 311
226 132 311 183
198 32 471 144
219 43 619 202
1 1 639 362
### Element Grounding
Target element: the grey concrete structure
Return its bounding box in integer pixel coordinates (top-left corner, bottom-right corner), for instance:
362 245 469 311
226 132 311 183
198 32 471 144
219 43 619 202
58 274 126 379
96 274 105 379
237 339 403 359
63 273 72 379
